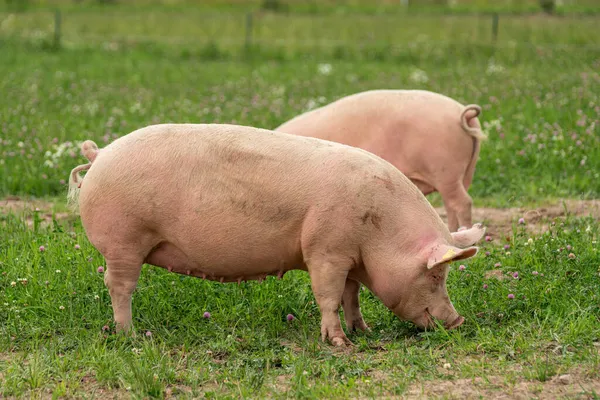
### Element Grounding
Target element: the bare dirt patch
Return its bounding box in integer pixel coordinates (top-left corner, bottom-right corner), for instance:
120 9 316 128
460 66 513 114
403 373 600 399
0 196 72 227
75 376 130 400
1 385 130 400
0 352 17 363
436 199 600 239
3 197 598 236
484 269 506 281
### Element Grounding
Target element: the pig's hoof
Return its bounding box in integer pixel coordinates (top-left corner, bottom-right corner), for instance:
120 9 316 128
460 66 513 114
115 325 136 337
122 330 136 338
331 336 353 347
349 319 370 332
469 223 485 232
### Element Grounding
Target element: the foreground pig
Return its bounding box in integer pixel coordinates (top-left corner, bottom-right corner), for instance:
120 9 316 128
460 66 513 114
275 90 485 232
68 124 485 346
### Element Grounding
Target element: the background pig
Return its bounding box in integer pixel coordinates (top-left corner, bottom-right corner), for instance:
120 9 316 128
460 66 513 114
68 124 485 346
275 90 485 232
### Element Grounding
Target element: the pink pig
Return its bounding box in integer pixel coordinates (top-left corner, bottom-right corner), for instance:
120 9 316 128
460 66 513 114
68 124 485 346
276 90 485 232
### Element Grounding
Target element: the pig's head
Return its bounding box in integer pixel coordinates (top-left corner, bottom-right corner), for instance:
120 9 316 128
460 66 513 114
391 224 485 330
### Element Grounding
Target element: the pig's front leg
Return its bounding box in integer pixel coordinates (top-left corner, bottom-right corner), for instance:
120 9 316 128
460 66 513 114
308 261 352 346
342 278 370 332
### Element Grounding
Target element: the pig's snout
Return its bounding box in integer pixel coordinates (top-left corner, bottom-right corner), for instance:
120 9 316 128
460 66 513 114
444 315 465 330
423 305 464 330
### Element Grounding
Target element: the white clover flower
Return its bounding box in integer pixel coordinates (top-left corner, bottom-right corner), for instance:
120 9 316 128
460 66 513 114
318 63 332 75
409 68 429 84
103 42 119 52
486 60 505 75
44 141 82 167
272 85 285 96
304 97 325 112
483 118 503 134
0 14 15 32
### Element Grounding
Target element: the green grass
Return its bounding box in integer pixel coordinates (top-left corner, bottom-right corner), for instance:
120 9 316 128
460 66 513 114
1 210 599 397
0 4 599 398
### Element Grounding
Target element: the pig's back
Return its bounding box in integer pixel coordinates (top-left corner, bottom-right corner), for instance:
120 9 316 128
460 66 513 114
276 90 465 145
78 124 405 274
276 90 473 181
81 123 359 220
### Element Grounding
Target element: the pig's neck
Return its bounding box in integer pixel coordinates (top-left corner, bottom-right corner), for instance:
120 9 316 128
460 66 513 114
357 229 443 309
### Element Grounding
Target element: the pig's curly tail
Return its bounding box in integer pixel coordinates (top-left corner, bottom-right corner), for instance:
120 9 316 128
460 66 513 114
67 140 100 212
461 105 487 141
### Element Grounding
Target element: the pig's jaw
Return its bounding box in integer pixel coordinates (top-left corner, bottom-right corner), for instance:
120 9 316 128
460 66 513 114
352 268 407 312
408 308 433 329
357 273 465 330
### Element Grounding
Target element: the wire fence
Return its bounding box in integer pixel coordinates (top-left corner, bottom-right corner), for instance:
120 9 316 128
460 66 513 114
1 9 599 54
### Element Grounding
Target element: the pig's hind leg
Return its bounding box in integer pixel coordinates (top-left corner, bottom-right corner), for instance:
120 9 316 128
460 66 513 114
90 232 151 333
438 180 473 232
82 204 156 333
342 279 369 332
103 255 143 333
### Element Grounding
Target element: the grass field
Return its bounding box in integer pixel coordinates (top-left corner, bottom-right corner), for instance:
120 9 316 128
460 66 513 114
1 2 600 398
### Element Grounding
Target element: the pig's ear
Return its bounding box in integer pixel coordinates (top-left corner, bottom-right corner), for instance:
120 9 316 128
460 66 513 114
427 245 478 269
451 223 486 248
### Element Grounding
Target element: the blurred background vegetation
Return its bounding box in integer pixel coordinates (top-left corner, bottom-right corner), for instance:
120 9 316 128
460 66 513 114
1 0 598 60
1 0 598 201
2 0 600 14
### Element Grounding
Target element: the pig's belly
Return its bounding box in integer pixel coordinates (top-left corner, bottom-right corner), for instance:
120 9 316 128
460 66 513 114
129 174 310 282
143 234 305 283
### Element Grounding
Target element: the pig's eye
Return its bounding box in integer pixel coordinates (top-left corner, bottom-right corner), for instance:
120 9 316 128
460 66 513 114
429 274 442 291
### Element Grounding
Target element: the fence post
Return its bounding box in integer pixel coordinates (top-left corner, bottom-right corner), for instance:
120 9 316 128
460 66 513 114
245 12 253 52
53 9 62 49
491 13 499 43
